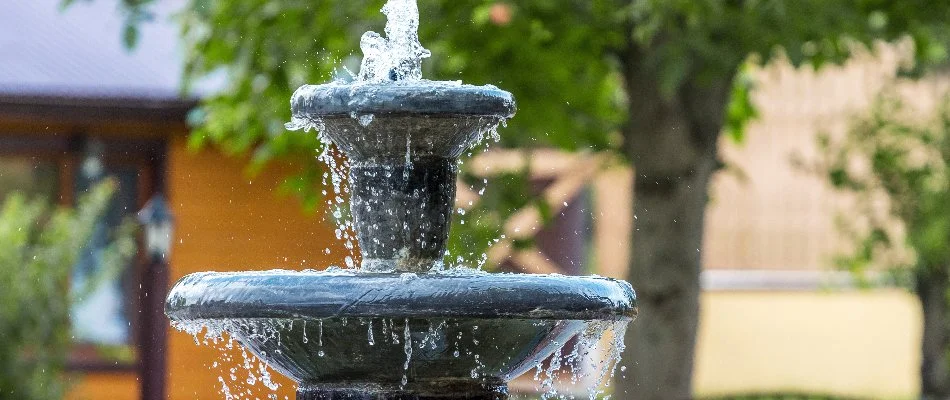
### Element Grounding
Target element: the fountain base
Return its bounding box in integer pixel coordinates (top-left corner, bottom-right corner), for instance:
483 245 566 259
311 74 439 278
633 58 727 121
297 379 507 400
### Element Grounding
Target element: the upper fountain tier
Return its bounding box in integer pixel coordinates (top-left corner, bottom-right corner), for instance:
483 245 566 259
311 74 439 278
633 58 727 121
289 81 515 272
290 0 514 162
287 0 515 272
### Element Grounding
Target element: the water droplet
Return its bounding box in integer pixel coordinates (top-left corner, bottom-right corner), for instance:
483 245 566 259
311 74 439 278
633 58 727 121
367 319 376 346
403 318 413 370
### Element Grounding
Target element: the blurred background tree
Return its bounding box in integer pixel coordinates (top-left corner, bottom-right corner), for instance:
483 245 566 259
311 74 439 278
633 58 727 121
817 93 950 399
101 0 950 398
0 181 136 400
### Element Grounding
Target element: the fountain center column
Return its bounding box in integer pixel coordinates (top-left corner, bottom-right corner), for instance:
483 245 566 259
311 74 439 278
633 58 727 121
291 86 511 274
350 155 457 273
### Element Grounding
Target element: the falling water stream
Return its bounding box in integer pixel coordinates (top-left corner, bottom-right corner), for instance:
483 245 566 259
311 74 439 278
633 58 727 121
175 0 630 398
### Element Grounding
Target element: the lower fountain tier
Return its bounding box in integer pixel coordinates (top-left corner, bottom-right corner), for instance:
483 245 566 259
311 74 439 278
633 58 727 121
165 271 636 399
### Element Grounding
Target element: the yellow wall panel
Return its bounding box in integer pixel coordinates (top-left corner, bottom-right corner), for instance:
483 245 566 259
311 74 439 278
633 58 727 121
694 290 921 399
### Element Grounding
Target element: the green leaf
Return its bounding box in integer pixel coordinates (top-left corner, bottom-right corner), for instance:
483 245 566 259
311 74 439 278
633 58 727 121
122 24 139 49
59 0 77 11
724 64 758 144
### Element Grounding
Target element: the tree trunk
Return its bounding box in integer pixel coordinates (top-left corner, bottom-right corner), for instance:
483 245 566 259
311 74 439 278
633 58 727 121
918 269 950 400
618 151 716 400
613 43 735 400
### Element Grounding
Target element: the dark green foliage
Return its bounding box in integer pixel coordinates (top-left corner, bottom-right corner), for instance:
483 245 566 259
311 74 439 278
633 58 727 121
818 93 950 284
85 0 950 253
135 0 947 260
449 165 534 266
0 182 136 400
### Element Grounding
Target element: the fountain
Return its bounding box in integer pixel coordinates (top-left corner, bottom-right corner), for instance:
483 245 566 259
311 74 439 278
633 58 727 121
165 1 637 399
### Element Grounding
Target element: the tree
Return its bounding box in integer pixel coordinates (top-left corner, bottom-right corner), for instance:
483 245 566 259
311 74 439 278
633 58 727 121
817 93 950 399
105 0 950 398
0 181 136 400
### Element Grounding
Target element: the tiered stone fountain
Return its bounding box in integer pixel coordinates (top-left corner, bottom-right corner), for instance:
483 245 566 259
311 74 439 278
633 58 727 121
165 1 636 399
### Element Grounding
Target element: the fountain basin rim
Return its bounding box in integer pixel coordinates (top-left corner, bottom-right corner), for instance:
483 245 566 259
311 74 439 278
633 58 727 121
165 271 636 322
290 81 516 118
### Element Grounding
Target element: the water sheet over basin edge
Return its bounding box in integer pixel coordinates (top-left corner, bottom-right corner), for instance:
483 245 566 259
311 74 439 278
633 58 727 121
166 271 636 391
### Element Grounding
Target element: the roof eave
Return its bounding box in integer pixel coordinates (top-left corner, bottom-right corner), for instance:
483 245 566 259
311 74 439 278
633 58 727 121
0 93 198 126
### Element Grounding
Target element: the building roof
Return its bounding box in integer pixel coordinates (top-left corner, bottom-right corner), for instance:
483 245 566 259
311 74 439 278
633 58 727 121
0 0 191 106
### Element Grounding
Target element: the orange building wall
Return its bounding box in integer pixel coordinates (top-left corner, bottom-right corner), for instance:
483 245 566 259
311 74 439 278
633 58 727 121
66 373 139 400
163 136 344 400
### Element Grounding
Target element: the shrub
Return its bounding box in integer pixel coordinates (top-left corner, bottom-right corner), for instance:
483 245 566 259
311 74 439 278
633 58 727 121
0 181 136 400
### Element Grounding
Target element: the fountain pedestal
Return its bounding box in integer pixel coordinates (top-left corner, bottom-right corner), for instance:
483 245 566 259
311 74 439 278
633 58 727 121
296 379 507 400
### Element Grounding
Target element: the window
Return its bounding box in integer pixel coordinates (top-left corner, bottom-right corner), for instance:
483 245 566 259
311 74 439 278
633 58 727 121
71 146 142 365
0 157 59 200
0 135 162 370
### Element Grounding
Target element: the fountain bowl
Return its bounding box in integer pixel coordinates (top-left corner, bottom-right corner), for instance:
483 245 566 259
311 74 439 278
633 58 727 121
290 82 516 161
166 270 636 398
